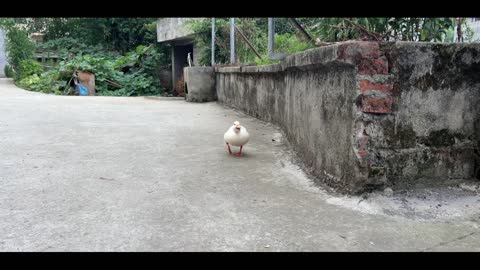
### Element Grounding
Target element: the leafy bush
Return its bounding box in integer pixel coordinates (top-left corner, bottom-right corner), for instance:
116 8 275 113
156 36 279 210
17 44 167 96
187 18 309 66
17 69 65 95
308 17 455 42
17 59 43 79
15 58 61 94
4 64 15 78
254 33 314 65
274 33 314 53
3 26 35 77
17 74 40 88
188 17 461 67
60 45 163 95
8 18 160 54
37 37 114 61
1 18 171 96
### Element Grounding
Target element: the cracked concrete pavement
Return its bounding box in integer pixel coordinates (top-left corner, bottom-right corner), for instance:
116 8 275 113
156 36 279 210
1 78 479 251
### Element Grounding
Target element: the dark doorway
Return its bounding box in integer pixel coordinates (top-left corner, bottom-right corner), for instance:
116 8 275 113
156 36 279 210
172 43 193 96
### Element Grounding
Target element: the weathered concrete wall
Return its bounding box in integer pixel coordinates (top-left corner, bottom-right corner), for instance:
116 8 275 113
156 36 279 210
378 42 480 189
156 18 196 43
216 41 480 194
184 67 216 102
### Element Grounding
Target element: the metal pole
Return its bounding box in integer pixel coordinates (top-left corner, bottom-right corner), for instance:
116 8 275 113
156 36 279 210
230 18 235 64
211 18 215 66
268 18 274 56
234 25 263 60
288 18 315 44
267 18 288 60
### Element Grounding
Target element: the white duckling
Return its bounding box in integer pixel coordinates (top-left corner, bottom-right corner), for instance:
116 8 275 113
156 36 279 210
224 121 250 156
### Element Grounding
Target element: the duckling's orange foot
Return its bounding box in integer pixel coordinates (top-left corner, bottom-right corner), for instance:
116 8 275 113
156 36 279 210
235 146 243 157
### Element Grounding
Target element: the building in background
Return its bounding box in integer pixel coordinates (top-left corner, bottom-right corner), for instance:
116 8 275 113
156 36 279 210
156 18 201 96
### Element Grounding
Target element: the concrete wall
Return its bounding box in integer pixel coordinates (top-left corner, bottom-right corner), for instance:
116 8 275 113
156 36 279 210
216 41 480 194
379 42 480 189
184 67 216 102
156 18 196 43
0 29 6 78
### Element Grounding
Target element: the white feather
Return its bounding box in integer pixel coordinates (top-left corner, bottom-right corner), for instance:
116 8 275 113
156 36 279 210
224 125 250 147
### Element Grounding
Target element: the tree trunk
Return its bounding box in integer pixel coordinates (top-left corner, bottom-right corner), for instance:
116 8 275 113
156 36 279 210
456 18 464 42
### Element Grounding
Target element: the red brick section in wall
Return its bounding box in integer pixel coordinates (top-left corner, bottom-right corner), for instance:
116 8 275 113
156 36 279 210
358 79 393 93
358 95 393 114
337 42 394 114
338 41 394 183
357 57 389 75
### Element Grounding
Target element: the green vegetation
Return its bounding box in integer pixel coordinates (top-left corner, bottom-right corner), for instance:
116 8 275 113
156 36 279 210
1 18 170 96
188 18 469 66
0 17 475 95
4 64 15 78
187 18 314 66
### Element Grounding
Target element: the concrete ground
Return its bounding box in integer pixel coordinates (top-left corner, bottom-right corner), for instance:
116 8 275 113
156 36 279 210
1 78 479 251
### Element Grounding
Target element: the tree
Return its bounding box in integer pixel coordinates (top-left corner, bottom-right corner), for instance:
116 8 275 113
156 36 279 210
0 18 36 78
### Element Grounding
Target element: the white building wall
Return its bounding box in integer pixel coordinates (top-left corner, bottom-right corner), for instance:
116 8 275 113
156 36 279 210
0 29 7 77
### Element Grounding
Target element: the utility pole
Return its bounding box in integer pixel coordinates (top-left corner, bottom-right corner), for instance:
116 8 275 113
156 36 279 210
230 18 235 64
211 18 215 66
